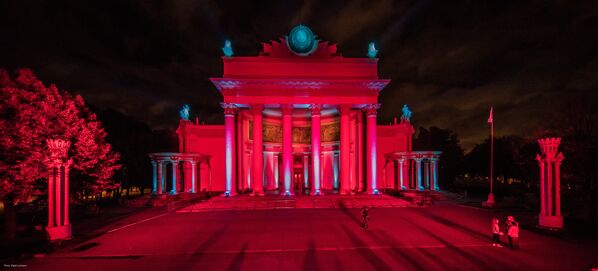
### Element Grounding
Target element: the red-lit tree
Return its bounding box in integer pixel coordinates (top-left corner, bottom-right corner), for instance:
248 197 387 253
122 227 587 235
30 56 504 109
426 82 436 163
0 69 121 240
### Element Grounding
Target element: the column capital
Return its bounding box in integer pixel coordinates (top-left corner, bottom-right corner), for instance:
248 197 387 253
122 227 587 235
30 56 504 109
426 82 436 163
339 104 352 114
310 104 322 115
251 103 264 113
221 103 238 115
363 104 381 116
281 104 294 115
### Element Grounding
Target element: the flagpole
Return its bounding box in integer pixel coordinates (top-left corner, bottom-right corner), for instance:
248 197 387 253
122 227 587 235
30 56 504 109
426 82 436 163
484 106 495 207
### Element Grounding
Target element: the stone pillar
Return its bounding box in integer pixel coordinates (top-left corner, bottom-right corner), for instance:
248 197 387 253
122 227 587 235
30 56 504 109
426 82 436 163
340 104 351 194
160 161 166 194
190 161 197 193
171 160 179 194
303 154 309 194
431 158 439 191
398 159 405 190
537 137 564 229
282 104 293 196
365 104 380 194
252 104 265 196
415 158 423 190
273 153 279 189
151 160 158 194
311 104 322 195
357 111 364 192
46 139 72 241
222 103 237 196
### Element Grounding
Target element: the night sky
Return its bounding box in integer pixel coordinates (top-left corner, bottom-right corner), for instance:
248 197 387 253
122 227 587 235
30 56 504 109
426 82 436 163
1 0 597 150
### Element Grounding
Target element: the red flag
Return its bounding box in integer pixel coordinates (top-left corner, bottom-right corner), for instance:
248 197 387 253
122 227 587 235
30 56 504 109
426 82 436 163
488 106 493 124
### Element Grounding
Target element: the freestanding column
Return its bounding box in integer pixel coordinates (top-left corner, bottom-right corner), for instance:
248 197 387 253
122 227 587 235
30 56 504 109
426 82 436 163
160 161 166 194
222 103 237 196
171 161 179 194
365 104 380 194
303 154 309 194
151 161 158 194
415 158 423 190
45 139 72 241
190 161 197 193
340 104 351 194
311 104 322 195
252 104 265 196
357 111 364 192
398 159 405 190
537 137 564 229
431 158 439 191
282 104 293 196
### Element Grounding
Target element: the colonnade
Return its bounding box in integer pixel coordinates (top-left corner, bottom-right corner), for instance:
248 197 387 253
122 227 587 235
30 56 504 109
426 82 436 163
222 103 381 196
384 151 441 191
148 153 212 195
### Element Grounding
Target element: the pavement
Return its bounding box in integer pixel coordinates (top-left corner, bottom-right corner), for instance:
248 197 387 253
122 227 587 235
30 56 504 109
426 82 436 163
12 201 598 271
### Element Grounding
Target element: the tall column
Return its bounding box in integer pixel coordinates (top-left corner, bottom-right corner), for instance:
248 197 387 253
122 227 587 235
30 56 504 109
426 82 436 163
303 154 309 194
311 104 322 195
398 159 405 190
160 161 166 194
151 160 158 194
171 160 179 194
282 104 293 196
431 158 439 191
536 155 546 215
340 104 351 194
190 161 197 193
252 104 265 196
45 139 72 240
546 157 553 215
554 153 563 216
537 137 564 229
222 103 237 196
274 153 279 189
357 111 364 192
364 104 380 194
415 158 423 190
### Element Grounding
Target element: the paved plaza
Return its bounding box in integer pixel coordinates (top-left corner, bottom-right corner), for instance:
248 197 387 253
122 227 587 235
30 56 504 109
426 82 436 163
21 202 598 271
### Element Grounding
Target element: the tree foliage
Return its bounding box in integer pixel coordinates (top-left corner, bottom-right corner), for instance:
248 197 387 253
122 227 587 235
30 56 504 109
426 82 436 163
413 126 465 189
0 69 121 206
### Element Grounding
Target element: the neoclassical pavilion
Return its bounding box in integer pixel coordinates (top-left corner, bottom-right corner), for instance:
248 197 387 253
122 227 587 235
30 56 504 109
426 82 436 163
150 25 441 197
148 152 212 195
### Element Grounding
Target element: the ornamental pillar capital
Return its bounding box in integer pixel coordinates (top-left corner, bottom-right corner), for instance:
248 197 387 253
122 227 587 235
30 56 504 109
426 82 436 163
281 104 294 115
250 103 264 113
221 103 238 115
339 104 352 114
310 104 322 115
363 104 381 116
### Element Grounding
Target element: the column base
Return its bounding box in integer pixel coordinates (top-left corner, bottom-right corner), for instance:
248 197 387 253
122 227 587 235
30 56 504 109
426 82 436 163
222 191 236 197
311 190 324 196
366 189 380 195
46 224 72 241
400 186 406 190
539 214 563 229
433 186 440 191
417 186 425 191
281 190 294 196
170 190 177 195
251 191 265 196
482 193 496 207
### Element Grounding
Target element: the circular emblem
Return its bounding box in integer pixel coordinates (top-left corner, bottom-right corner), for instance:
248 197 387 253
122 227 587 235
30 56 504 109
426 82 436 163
287 25 318 56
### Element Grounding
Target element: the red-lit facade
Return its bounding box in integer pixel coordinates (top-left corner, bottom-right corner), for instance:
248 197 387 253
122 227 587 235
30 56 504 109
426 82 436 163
150 28 440 196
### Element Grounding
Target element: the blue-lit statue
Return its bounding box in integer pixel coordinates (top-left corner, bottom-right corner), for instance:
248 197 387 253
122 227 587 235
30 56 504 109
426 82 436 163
179 104 190 121
222 40 233 57
367 42 378 58
400 104 412 123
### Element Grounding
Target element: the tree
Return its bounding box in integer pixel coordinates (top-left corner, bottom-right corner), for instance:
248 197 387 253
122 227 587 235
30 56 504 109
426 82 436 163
413 126 465 189
0 69 121 240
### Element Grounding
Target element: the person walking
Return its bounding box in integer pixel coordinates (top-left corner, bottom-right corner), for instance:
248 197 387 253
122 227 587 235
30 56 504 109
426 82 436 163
491 217 503 247
506 216 520 249
361 206 370 230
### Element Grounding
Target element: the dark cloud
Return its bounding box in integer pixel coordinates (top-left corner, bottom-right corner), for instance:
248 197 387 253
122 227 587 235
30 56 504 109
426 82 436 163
1 0 596 150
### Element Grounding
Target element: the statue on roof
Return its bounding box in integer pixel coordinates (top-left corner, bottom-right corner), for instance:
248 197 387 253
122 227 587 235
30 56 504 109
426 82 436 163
367 42 378 58
400 104 412 123
222 40 233 57
179 104 190 121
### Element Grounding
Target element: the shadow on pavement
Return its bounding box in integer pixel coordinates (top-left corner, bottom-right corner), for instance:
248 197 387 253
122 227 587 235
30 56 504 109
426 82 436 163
340 224 393 271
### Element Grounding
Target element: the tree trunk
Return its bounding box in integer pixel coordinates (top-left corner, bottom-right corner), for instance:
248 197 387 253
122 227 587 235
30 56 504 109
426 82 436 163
125 187 130 198
3 201 17 241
